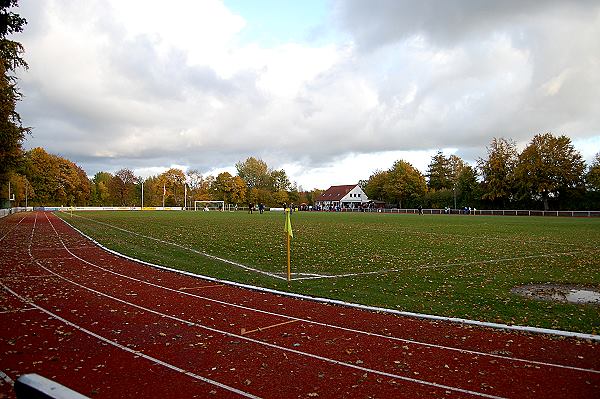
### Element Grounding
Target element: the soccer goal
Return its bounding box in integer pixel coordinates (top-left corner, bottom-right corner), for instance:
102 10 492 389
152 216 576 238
194 200 225 211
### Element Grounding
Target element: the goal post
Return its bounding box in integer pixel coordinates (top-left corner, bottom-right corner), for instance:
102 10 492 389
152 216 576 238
194 200 225 211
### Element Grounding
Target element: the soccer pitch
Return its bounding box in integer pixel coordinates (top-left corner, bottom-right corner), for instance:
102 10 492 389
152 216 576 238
59 210 600 334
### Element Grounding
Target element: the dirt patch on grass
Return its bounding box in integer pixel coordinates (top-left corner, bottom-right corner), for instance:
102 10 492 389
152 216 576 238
512 284 600 305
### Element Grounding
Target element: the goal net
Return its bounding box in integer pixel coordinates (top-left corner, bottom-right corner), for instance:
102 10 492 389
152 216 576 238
194 200 225 211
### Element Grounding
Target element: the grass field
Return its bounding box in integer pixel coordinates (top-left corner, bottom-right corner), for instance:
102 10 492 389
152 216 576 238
58 210 600 335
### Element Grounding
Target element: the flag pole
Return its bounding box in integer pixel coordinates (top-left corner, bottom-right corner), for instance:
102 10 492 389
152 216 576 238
284 208 293 283
287 232 291 282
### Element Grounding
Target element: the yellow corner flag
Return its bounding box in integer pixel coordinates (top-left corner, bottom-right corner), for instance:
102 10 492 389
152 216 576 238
284 208 293 238
285 208 293 282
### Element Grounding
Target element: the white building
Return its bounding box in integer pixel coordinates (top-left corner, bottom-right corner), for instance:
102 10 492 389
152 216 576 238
315 185 369 210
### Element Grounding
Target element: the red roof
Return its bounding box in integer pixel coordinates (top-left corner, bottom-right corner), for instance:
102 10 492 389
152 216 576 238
315 185 358 202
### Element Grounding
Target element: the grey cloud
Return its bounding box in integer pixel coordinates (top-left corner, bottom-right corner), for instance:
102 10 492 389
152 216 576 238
334 0 597 50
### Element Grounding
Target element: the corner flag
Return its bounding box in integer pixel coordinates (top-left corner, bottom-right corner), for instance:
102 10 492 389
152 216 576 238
284 208 293 282
284 208 293 238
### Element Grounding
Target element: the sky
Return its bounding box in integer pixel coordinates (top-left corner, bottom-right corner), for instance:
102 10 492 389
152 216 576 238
13 0 600 190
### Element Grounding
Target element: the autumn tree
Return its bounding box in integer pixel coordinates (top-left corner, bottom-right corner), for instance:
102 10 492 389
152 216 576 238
24 147 90 206
91 172 112 206
186 169 213 203
159 168 186 206
513 133 585 210
211 172 246 205
380 160 427 208
0 0 29 198
109 168 138 206
363 170 389 203
478 137 518 208
235 157 271 190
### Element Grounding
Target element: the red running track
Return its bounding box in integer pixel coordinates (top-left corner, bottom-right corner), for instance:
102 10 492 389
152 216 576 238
0 212 599 398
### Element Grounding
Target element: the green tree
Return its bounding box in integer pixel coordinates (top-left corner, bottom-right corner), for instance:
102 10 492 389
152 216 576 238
455 164 480 207
270 169 291 191
426 151 452 191
478 137 518 208
0 0 29 197
514 133 585 210
586 153 600 191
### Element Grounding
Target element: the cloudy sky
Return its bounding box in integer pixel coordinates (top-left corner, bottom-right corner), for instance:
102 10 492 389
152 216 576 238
14 0 600 190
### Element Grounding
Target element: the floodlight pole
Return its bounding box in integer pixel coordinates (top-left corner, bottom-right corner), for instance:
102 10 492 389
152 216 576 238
141 181 144 210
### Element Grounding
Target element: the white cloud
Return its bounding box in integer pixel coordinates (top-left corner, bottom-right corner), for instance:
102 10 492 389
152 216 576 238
14 0 600 189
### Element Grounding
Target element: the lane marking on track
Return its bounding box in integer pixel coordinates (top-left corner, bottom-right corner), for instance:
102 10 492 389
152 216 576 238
64 212 287 280
27 214 511 398
240 320 299 336
0 214 27 242
0 275 55 280
0 370 14 385
0 283 260 399
30 256 75 261
48 213 600 374
61 213 600 343
179 284 224 291
16 261 508 399
0 307 37 314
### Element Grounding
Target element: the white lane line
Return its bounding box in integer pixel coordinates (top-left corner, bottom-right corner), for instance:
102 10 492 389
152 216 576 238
64 212 286 280
0 283 260 399
0 370 14 385
0 307 37 314
0 214 27 242
50 214 600 374
24 258 508 399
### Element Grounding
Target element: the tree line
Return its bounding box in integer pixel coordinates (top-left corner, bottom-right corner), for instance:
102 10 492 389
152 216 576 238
3 151 324 209
4 133 599 211
362 134 600 211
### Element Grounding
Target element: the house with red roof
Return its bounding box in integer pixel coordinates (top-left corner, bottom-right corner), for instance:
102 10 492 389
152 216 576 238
315 184 369 210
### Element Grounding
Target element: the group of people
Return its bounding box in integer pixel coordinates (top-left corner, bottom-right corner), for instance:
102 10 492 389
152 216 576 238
247 203 265 214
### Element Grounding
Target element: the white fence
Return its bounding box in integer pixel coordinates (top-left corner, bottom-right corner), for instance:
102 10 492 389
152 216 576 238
339 208 600 217
0 207 33 218
1 206 599 218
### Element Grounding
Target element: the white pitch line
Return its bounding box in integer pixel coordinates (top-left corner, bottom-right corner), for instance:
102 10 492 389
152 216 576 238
67 213 287 280
291 249 595 281
51 214 600 372
0 283 260 399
